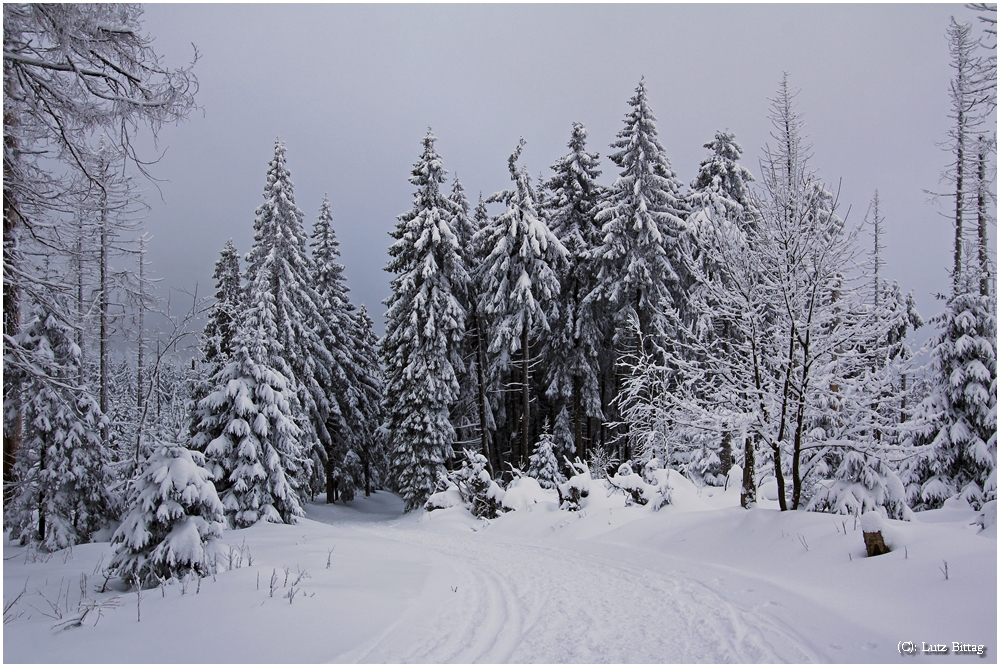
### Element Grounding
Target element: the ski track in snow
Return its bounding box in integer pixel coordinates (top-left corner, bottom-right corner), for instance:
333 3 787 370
331 521 819 663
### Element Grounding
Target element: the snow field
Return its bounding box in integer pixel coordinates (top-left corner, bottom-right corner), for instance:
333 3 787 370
4 488 995 663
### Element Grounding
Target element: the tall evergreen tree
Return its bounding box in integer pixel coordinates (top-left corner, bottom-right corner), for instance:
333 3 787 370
189 240 242 452
198 297 306 527
479 139 566 466
590 79 687 462
352 305 387 496
5 300 112 550
684 130 756 475
687 130 756 232
243 139 334 493
202 240 242 369
593 79 688 351
310 195 383 501
448 177 482 451
468 195 502 472
907 273 997 510
310 195 351 499
540 122 606 463
382 131 468 511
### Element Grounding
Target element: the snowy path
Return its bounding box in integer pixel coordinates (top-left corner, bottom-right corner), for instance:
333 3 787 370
316 510 820 663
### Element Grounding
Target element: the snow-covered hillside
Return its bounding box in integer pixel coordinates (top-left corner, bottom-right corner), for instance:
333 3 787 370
4 483 995 663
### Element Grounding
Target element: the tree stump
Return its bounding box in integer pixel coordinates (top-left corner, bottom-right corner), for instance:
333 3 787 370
860 511 890 557
863 530 890 557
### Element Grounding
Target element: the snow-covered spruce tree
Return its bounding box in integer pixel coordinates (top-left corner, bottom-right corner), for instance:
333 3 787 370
110 431 224 586
688 130 756 228
196 294 306 527
682 129 757 477
906 274 996 510
189 240 242 450
447 177 484 453
382 131 468 511
590 79 688 463
539 122 606 465
243 139 333 495
592 79 688 354
310 195 358 500
5 300 112 550
202 240 242 369
479 139 566 467
466 195 502 473
351 305 387 496
527 421 565 490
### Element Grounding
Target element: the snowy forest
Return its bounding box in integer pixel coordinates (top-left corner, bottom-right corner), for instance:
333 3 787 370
2 4 997 662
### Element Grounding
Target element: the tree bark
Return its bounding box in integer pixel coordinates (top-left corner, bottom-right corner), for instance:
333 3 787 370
771 442 788 511
521 325 530 466
99 202 110 447
720 430 733 476
3 101 22 485
741 435 756 509
977 141 990 297
953 94 965 292
326 442 336 504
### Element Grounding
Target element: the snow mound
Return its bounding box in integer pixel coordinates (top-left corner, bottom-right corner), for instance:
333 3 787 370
975 499 997 536
860 511 884 533
503 476 556 511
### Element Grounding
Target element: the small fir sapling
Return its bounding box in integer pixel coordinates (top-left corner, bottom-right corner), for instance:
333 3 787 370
110 433 225 586
527 423 566 490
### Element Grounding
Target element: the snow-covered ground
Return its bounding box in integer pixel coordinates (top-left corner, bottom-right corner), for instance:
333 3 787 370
4 477 996 663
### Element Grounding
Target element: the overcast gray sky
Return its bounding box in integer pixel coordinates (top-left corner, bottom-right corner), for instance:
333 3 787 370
136 3 991 338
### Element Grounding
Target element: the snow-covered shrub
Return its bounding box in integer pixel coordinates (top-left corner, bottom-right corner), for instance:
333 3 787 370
527 429 565 490
110 435 225 587
557 457 592 511
644 460 673 510
424 473 463 511
606 462 650 506
502 475 553 511
436 450 505 519
807 449 910 520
